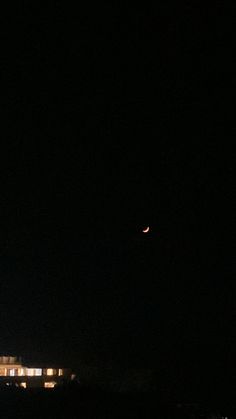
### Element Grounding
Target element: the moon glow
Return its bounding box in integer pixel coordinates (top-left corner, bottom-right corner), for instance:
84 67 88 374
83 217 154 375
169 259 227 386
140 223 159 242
142 226 150 233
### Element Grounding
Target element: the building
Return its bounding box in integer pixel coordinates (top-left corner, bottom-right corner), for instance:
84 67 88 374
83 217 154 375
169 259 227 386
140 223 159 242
0 355 74 389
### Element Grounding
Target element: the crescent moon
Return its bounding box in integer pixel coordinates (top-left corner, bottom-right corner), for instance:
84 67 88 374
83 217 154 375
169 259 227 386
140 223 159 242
142 226 150 233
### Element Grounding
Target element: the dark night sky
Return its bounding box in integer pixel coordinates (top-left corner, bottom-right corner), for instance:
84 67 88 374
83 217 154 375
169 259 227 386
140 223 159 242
0 5 234 394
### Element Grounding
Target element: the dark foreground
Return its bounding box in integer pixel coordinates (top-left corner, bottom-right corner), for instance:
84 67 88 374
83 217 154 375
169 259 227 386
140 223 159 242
0 386 235 419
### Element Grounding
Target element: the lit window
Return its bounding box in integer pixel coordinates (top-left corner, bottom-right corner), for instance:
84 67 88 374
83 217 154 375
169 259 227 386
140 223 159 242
25 368 42 376
34 369 42 376
26 368 34 376
44 381 56 388
18 368 25 376
46 369 54 376
20 382 27 389
0 368 7 376
58 369 63 376
9 369 15 376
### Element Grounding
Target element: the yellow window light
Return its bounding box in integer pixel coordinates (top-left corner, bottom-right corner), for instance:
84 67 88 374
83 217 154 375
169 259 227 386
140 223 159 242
46 369 54 376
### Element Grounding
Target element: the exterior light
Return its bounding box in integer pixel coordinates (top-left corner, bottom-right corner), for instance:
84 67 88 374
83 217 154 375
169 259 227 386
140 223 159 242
44 381 56 388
